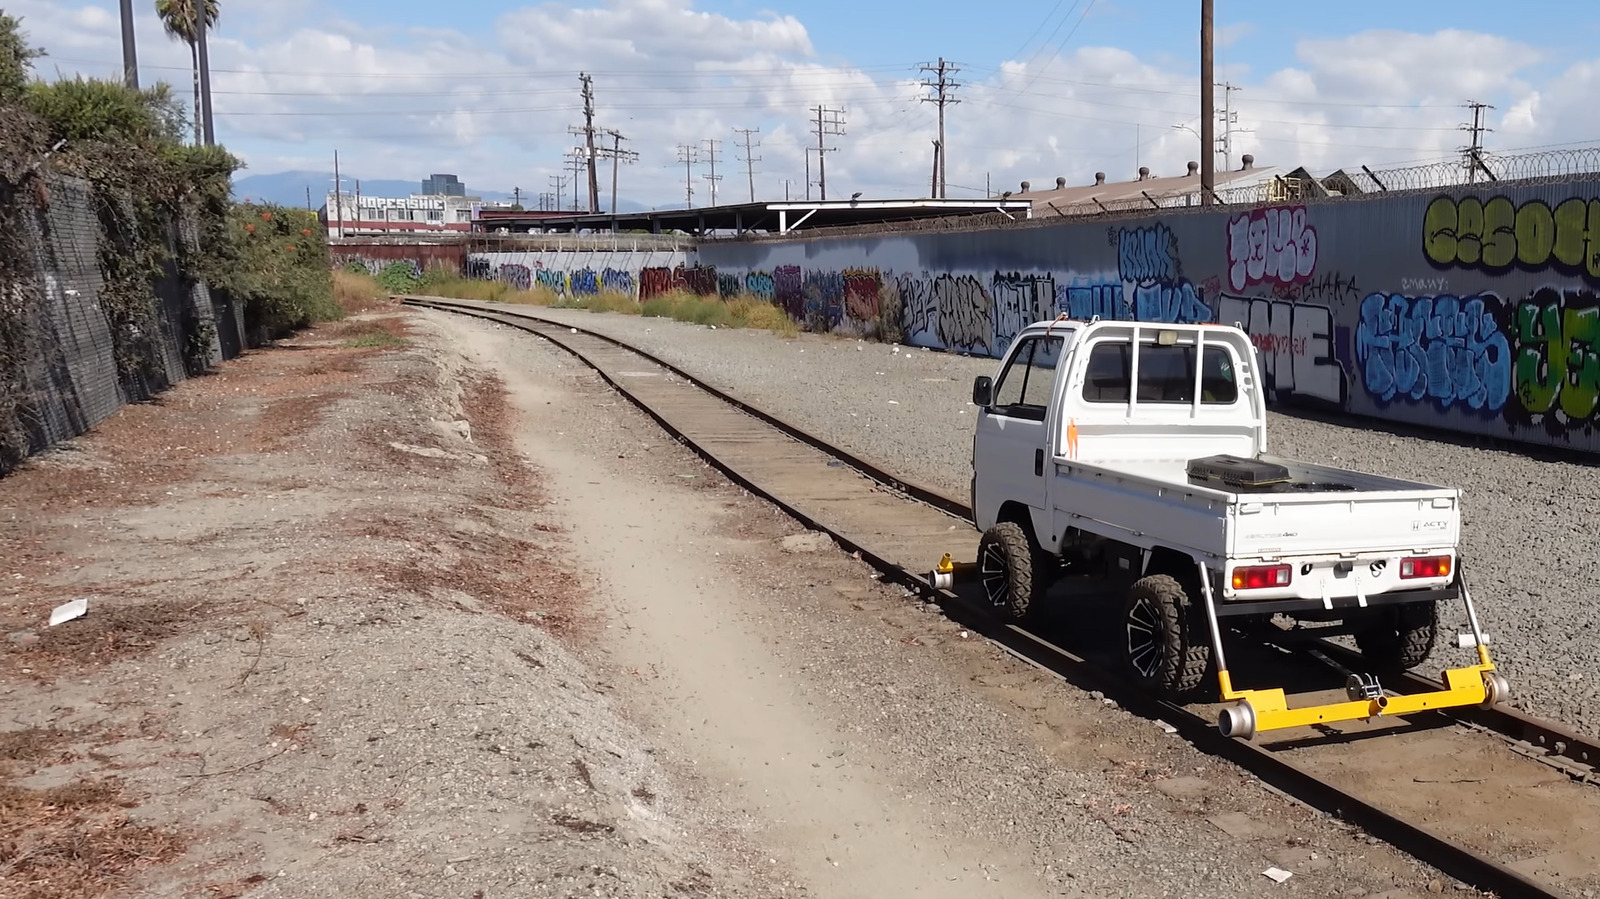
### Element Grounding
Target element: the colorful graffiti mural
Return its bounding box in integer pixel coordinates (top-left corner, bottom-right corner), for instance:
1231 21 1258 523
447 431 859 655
450 178 1600 453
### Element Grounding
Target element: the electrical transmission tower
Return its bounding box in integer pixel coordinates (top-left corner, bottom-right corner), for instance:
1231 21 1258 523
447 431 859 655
702 138 723 206
592 129 639 217
568 73 601 213
810 105 846 201
733 127 762 202
1460 100 1495 184
918 58 961 198
1216 81 1252 173
676 144 699 208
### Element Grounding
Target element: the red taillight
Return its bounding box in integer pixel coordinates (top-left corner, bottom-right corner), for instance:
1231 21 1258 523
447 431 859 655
1232 564 1292 590
1400 555 1452 579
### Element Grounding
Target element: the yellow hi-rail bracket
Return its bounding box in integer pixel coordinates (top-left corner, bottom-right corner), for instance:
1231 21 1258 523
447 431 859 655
1196 562 1511 740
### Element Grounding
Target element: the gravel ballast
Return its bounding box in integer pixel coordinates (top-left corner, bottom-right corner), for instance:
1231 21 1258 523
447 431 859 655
504 305 1600 738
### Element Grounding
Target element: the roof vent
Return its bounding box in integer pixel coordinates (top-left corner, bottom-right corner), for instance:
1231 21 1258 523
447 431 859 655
1020 180 1031 192
1138 166 1150 181
1187 161 1199 175
1241 154 1255 170
1094 172 1106 185
1056 176 1067 188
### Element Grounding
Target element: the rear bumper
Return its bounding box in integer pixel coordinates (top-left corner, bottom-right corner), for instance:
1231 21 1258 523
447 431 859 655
1212 585 1456 619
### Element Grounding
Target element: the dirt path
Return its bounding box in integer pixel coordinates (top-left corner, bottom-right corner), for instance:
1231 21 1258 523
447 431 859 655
446 320 1048 898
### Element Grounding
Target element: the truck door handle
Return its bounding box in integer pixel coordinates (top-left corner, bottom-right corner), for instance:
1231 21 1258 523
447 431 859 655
1034 448 1044 476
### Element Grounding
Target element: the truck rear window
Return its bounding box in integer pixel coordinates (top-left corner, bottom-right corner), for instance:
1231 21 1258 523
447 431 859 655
1082 342 1238 405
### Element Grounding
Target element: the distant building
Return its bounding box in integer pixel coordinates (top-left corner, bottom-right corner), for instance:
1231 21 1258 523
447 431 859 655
1008 155 1285 216
421 173 466 197
321 189 514 236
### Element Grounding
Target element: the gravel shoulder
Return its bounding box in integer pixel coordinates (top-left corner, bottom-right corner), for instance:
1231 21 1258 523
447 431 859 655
516 304 1600 737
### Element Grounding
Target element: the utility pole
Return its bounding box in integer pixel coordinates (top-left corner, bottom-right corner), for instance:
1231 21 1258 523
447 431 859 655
513 186 522 208
194 4 214 146
676 144 699 208
1461 100 1495 184
570 73 601 213
784 179 792 201
305 185 311 212
539 191 556 212
804 148 812 201
332 151 343 238
930 141 939 196
119 0 138 89
549 174 569 212
919 58 961 198
592 129 639 218
1217 81 1252 172
733 127 762 202
1200 0 1215 205
702 138 723 206
564 152 588 210
810 105 846 201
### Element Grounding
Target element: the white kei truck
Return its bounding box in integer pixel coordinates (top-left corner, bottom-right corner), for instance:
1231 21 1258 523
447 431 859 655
941 318 1509 739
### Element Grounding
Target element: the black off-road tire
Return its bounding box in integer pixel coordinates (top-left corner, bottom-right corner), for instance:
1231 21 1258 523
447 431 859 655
978 521 1042 622
1122 574 1212 698
1355 600 1438 673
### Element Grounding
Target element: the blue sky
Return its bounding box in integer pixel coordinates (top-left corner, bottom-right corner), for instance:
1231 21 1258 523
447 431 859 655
14 1 1600 207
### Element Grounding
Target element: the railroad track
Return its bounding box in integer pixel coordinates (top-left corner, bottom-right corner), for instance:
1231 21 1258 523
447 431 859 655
404 295 1600 899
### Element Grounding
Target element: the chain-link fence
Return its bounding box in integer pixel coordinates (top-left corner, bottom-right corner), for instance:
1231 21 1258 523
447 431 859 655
0 169 235 472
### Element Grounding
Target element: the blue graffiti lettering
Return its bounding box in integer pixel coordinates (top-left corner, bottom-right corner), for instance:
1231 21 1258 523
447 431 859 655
1057 283 1125 321
600 268 634 295
571 268 599 296
1132 280 1212 324
1117 225 1179 284
746 271 775 299
535 268 567 295
1355 292 1511 411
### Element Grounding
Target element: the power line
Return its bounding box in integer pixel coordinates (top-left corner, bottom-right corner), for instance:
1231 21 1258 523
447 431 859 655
733 127 762 203
919 57 961 198
810 104 846 201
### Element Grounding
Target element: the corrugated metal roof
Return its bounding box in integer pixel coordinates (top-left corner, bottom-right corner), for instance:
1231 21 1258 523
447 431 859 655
1006 159 1289 216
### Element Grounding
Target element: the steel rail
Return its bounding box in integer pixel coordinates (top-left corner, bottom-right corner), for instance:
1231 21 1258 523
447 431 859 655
404 295 1586 899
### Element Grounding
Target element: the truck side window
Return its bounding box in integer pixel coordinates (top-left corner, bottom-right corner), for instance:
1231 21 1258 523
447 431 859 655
990 336 1063 421
1081 342 1238 405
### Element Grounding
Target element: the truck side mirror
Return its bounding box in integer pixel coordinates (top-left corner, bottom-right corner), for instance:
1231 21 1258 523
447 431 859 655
972 376 993 407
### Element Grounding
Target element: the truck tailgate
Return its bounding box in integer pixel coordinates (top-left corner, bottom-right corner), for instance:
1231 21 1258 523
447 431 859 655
1228 488 1460 559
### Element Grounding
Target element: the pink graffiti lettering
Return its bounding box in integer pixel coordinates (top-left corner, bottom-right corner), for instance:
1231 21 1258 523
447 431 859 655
1228 206 1318 292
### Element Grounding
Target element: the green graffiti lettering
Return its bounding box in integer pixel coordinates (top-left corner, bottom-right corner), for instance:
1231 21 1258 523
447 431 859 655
1483 196 1517 269
1553 198 1588 268
1455 198 1485 266
1423 196 1458 266
1423 195 1600 282
1515 200 1555 268
1590 200 1600 281
1515 303 1564 413
1560 306 1600 420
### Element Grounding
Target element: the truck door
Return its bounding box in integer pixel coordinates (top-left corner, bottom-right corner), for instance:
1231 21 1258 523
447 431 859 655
974 334 1064 536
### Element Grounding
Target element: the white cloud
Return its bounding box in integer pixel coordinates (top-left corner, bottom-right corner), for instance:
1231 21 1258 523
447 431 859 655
10 1 1600 206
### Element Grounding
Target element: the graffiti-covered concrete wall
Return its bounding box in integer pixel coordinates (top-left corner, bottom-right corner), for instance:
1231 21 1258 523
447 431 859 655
466 250 691 298
690 180 1600 452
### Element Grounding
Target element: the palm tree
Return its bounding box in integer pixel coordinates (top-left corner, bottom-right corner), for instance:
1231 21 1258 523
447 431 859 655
153 0 218 145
